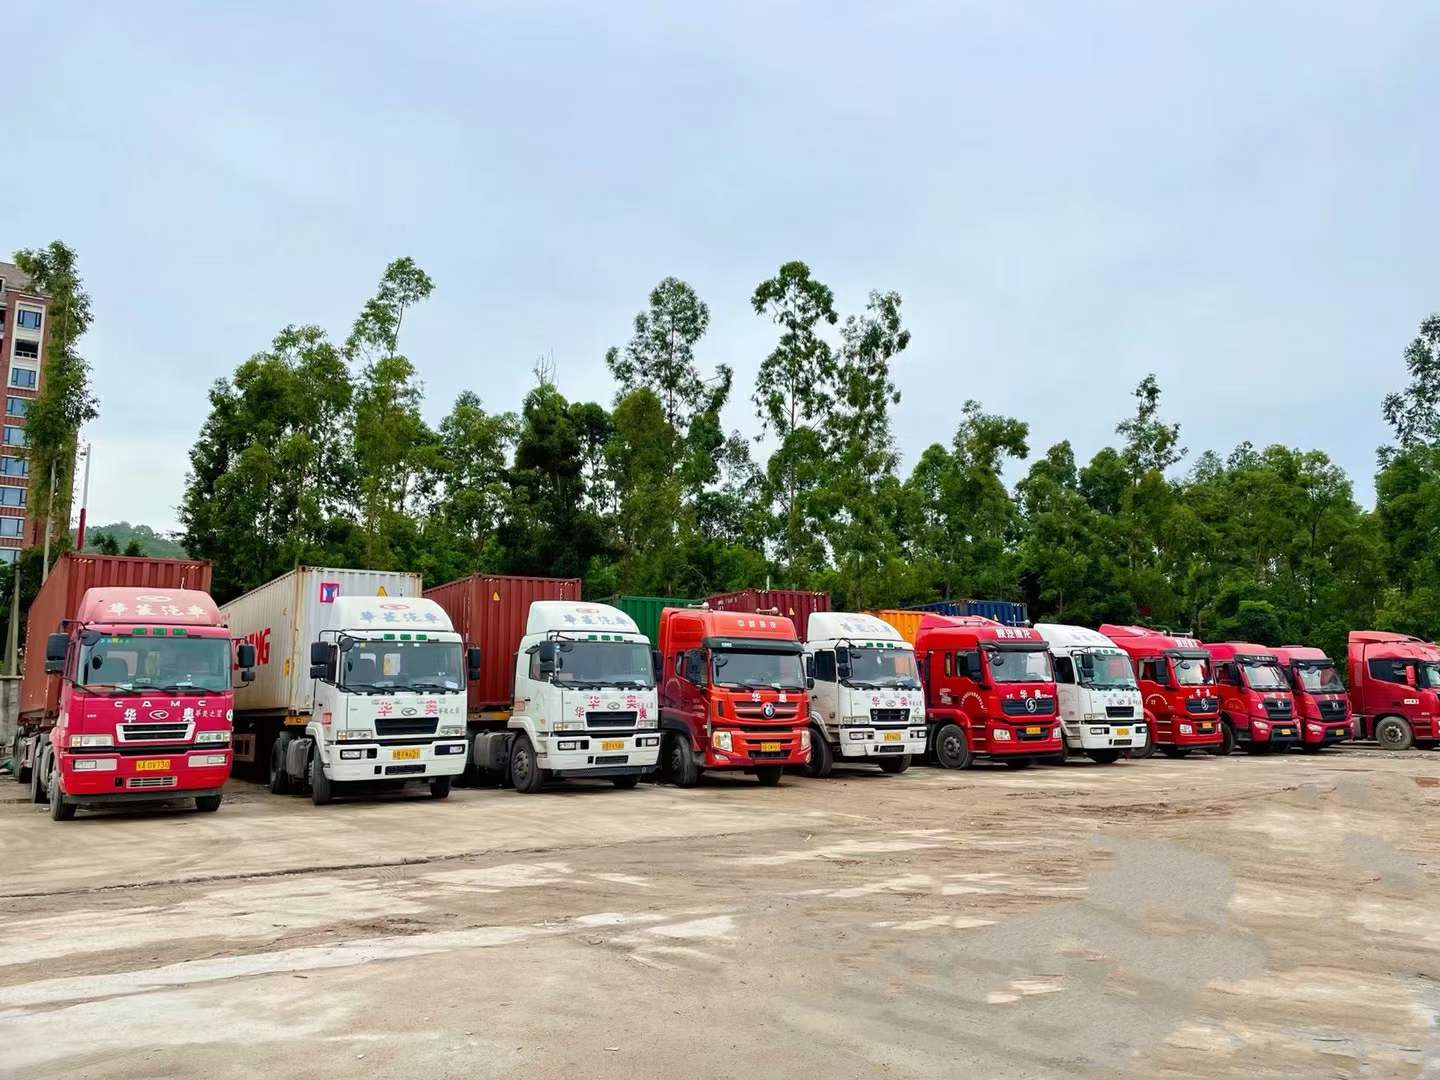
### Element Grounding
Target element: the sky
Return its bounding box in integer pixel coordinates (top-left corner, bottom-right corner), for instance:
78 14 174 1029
5 1 1437 532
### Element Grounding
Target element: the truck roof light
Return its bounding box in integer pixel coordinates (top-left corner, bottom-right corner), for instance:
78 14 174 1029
133 628 148 636
400 633 412 640
384 633 396 640
173 628 186 636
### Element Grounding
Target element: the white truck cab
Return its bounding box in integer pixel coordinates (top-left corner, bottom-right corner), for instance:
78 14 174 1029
286 595 478 804
1036 622 1145 764
473 601 662 793
803 612 928 777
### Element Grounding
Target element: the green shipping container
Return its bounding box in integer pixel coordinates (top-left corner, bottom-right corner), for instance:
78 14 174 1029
606 595 701 644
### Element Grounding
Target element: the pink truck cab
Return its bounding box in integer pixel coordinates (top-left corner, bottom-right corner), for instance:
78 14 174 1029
1271 645 1353 752
1204 642 1299 754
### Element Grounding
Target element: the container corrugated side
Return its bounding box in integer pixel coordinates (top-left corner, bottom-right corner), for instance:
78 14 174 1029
703 589 831 640
868 610 922 645
20 553 213 724
425 574 581 715
605 595 698 644
908 599 1029 626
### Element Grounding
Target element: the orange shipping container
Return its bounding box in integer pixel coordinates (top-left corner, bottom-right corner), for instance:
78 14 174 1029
424 573 581 716
19 553 213 726
868 609 922 645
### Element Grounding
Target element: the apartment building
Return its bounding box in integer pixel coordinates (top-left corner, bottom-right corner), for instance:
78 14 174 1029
0 260 47 564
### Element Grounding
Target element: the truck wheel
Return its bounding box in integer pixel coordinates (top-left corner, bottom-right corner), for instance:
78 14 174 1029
428 776 453 799
1128 727 1156 759
1003 758 1034 769
612 775 640 790
1085 749 1121 765
194 793 222 812
755 765 783 787
804 728 833 779
268 734 291 795
31 745 50 804
48 763 75 822
879 755 910 774
12 736 29 785
1217 720 1237 756
509 736 547 794
662 732 699 788
309 746 333 805
1161 746 1191 759
1374 716 1414 752
933 724 971 770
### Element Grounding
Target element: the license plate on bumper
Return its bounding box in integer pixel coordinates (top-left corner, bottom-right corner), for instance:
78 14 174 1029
883 732 902 742
136 759 170 771
761 741 781 753
391 748 421 760
601 740 625 752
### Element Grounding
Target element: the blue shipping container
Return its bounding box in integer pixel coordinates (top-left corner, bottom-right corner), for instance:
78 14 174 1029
907 599 1030 627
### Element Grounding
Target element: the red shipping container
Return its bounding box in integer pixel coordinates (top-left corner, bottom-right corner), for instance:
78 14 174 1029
424 573 581 716
19 553 213 725
702 589 831 641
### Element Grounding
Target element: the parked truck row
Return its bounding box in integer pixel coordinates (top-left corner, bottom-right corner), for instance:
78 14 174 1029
10 556 1436 822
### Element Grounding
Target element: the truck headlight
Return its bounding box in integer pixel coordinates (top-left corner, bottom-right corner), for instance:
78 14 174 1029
1252 720 1269 734
73 757 118 771
190 753 229 766
1083 713 1107 723
636 714 657 729
438 725 464 736
712 731 733 752
70 734 112 748
195 730 230 744
554 721 583 732
800 729 811 751
1178 724 1193 734
336 730 373 741
992 728 1012 741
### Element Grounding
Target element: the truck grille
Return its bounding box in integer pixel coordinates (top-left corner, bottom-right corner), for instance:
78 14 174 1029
586 711 637 729
1185 698 1219 714
871 708 909 725
1014 725 1055 741
592 754 629 765
127 775 178 790
384 763 426 776
1105 705 1135 719
375 717 438 737
733 702 800 720
119 722 192 742
746 748 790 759
1318 698 1346 717
1263 700 1293 719
1001 697 1056 717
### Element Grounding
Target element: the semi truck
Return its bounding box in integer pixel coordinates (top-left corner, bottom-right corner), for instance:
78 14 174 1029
656 606 810 786
1204 642 1299 754
1271 645 1353 752
1035 623 1144 764
1099 626 1223 757
890 613 1061 769
801 612 927 777
222 567 478 804
11 553 249 820
1346 631 1440 751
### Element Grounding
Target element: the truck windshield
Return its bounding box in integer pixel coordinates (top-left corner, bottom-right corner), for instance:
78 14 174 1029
712 650 806 691
841 647 921 689
1078 651 1136 689
553 641 655 689
986 648 1053 683
1173 657 1212 685
1240 661 1288 690
77 634 232 693
1295 663 1344 693
342 640 463 693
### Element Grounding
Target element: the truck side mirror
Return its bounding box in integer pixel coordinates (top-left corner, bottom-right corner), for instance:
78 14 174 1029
310 641 329 666
537 641 558 674
242 669 256 683
44 632 67 674
309 641 336 682
835 650 852 679
804 654 814 678
652 649 662 681
806 676 815 690
237 642 257 670
466 646 482 681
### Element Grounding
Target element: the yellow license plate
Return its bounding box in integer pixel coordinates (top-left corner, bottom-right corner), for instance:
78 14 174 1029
391 748 421 760
1278 728 1292 736
1026 726 1041 735
136 759 170 772
884 731 902 742
761 741 781 752
1115 727 1129 738
1200 723 1213 732
601 739 624 752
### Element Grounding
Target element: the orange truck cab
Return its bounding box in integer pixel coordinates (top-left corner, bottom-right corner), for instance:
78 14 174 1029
656 607 810 787
1271 645 1353 752
1204 642 1299 754
910 615 1061 769
1099 626 1222 756
1347 631 1440 751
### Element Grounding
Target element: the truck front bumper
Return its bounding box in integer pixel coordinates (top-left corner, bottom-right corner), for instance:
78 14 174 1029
325 740 468 781
60 749 232 797
836 726 927 759
1169 719 1223 747
536 732 661 774
1301 722 1353 746
1062 723 1147 751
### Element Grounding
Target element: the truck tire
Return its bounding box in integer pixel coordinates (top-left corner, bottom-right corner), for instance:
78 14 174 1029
268 734 291 795
194 793 222 812
804 727 833 779
755 765 783 787
1128 726 1156 759
879 754 910 774
1085 749 1121 765
1217 719 1237 756
47 763 75 822
509 736 547 794
31 745 50 804
309 746 333 805
429 775 453 799
12 735 29 785
933 724 971 770
1374 716 1414 752
611 775 640 790
662 731 699 788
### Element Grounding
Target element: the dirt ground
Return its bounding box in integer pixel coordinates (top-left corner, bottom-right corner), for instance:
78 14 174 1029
2 747 1439 1079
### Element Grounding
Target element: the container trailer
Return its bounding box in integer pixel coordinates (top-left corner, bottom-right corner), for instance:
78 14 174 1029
802 612 927 777
605 595 700 646
702 589 830 640
907 599 1030 627
1098 626 1223 757
1204 642 1299 754
1272 645 1353 752
1346 631 1440 751
12 553 250 820
1035 623 1143 764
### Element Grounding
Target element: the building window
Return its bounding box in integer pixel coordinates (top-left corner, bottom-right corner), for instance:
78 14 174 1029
0 456 26 477
0 547 16 565
0 518 22 538
5 397 28 417
3 427 27 447
17 309 42 330
9 368 37 389
12 340 39 360
0 487 24 507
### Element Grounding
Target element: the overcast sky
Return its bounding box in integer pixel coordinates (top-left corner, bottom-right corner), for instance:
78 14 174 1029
5 2 1437 532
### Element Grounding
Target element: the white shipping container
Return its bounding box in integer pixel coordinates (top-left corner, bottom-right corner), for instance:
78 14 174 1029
222 567 422 718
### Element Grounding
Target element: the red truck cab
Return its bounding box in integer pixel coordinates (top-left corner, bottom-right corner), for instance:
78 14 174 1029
657 607 810 786
38 587 253 820
913 615 1061 768
1099 626 1222 756
1347 631 1440 751
1204 642 1298 754
1272 645 1353 752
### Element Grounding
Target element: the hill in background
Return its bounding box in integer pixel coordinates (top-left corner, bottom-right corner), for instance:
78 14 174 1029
83 522 190 559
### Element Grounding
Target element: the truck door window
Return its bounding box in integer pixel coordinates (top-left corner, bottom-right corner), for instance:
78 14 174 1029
1053 656 1075 684
813 650 837 682
1368 658 1409 685
682 650 706 687
1173 657 1210 685
529 648 544 681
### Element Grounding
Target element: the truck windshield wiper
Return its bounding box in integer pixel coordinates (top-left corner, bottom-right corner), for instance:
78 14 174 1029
343 682 394 695
404 680 459 693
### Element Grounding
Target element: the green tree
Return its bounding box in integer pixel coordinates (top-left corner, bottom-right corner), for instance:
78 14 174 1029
605 277 721 431
1381 313 1440 456
91 531 120 556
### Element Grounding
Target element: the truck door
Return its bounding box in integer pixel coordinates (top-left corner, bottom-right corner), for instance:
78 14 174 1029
1052 653 1080 729
1215 661 1246 731
1365 656 1414 717
1138 658 1172 741
809 649 838 732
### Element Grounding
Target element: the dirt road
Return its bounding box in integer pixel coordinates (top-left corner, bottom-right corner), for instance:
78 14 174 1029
3 749 1439 1078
